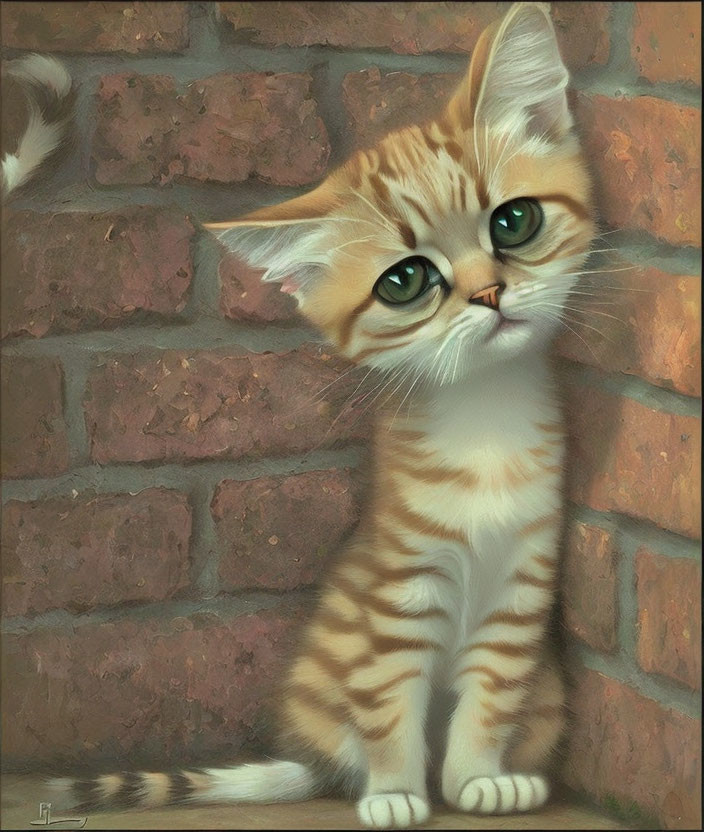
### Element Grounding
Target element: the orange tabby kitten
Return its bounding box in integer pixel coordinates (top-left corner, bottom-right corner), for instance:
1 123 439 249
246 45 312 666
52 3 596 827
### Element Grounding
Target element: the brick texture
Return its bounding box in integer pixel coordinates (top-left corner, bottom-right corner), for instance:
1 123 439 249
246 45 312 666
212 469 362 592
343 69 461 149
563 666 701 829
576 94 701 247
93 72 330 186
555 266 701 398
1 603 306 769
2 489 192 617
562 521 619 653
219 255 298 324
631 2 701 85
635 549 701 690
84 346 367 465
218 1 610 69
566 385 701 539
1 356 69 480
0 2 189 54
1 209 194 340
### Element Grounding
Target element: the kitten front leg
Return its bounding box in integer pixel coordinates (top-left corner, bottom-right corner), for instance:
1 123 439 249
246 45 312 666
441 525 561 814
349 662 433 829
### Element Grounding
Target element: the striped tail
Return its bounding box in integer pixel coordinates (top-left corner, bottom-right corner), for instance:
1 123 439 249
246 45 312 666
1 53 73 197
48 760 317 811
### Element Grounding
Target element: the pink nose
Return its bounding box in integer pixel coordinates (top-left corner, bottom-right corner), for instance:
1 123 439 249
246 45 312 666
468 283 505 310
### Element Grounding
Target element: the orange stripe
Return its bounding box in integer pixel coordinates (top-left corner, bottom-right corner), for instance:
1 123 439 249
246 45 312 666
512 570 554 589
347 669 422 709
338 295 375 349
358 712 401 741
463 640 539 659
534 193 591 221
400 194 433 227
517 514 559 537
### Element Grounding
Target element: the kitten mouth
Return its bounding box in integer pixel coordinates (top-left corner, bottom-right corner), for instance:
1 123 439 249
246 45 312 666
486 313 528 340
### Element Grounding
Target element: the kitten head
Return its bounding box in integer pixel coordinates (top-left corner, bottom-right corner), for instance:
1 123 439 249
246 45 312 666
206 2 595 384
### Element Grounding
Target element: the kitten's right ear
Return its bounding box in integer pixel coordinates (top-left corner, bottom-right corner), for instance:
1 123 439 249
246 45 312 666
446 2 572 142
203 183 340 300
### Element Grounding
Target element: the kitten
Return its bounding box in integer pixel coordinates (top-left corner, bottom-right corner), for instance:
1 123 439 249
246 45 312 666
51 3 596 827
0 54 73 198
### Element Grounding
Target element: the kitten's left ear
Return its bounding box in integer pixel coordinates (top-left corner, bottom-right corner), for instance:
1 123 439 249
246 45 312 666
447 2 572 142
203 182 340 300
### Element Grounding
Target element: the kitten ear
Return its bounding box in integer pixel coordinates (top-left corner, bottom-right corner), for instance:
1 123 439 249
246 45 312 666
447 2 572 142
203 183 340 299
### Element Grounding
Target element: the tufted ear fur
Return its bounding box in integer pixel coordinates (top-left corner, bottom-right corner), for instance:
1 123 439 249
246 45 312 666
203 182 341 300
446 2 572 143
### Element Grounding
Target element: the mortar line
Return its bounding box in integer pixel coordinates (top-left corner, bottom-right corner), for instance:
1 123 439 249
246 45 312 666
556 357 703 416
569 502 702 561
569 639 701 720
0 588 315 636
0 319 317 357
0 446 367 504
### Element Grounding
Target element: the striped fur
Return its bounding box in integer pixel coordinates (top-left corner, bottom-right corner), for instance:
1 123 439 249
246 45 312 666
1 54 73 197
54 4 595 828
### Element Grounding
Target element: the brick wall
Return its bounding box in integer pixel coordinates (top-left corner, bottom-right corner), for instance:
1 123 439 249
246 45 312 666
1 3 700 828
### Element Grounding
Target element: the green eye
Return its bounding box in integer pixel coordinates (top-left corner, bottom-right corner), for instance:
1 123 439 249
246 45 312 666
374 257 443 305
490 198 543 249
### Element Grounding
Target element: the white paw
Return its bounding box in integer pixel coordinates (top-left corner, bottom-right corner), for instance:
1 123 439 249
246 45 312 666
457 774 549 814
356 793 431 828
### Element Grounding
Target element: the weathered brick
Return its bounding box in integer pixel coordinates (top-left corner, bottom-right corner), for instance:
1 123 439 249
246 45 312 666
566 384 700 539
555 266 701 398
632 2 701 85
343 69 461 148
1 209 194 340
219 255 298 324
218 2 610 69
576 94 701 247
1 603 306 768
93 72 330 186
563 666 701 829
550 1 610 69
0 356 69 479
213 469 361 592
2 489 191 617
84 346 368 465
635 549 701 690
1 2 189 53
562 521 619 653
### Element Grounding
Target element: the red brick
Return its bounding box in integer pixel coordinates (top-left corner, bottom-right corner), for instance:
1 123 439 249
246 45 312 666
343 69 461 148
566 385 700 539
219 255 298 324
1 209 194 340
1 604 307 768
2 489 191 617
576 94 701 247
635 549 701 690
0 2 189 53
555 266 701 398
550 2 610 68
84 346 369 465
218 2 609 69
0 356 69 479
212 469 361 592
632 2 701 85
562 521 619 653
93 72 330 186
563 666 701 829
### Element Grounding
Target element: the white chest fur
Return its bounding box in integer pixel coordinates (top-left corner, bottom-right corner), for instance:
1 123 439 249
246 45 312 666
387 353 564 643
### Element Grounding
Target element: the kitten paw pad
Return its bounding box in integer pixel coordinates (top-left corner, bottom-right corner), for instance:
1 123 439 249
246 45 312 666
457 774 549 814
357 793 430 828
